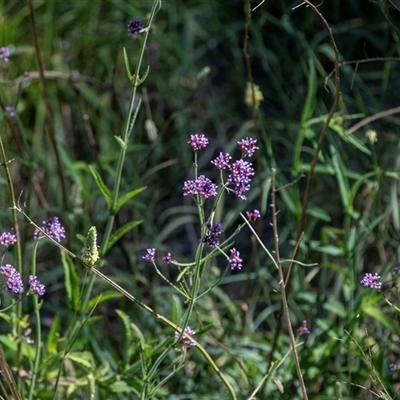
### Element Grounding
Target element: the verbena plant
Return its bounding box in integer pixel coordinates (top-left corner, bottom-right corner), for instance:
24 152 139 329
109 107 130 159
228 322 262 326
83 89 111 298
1 0 400 399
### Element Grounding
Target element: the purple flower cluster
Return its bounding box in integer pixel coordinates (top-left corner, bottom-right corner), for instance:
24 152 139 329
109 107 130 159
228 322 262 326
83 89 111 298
228 248 243 270
0 46 10 62
175 326 196 348
127 18 145 35
0 232 17 248
183 175 217 199
246 209 261 222
211 152 231 170
5 106 15 117
188 134 208 151
34 216 66 242
28 275 45 296
0 264 23 294
360 272 382 289
389 363 397 372
143 248 155 262
297 320 310 335
238 137 259 157
226 160 255 200
163 252 172 263
201 222 224 247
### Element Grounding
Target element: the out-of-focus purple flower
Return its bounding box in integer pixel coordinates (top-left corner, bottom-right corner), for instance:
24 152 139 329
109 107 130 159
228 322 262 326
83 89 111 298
188 134 208 151
211 152 232 170
0 46 10 62
201 222 224 247
175 326 196 348
238 137 259 157
0 232 17 247
389 363 396 372
34 216 66 242
127 18 145 35
28 275 45 296
360 272 382 289
297 320 310 335
226 159 255 200
246 209 261 222
0 264 23 294
163 252 172 264
183 175 217 199
393 266 399 275
143 248 155 261
5 106 15 117
229 248 243 270
23 71 30 78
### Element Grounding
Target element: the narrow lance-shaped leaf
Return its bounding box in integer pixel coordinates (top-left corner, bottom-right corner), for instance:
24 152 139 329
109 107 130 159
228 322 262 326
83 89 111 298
88 165 112 209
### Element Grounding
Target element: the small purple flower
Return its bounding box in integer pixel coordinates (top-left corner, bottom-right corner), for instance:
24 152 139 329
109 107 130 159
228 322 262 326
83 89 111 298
28 275 45 296
0 46 10 62
5 106 15 117
360 272 382 289
183 175 217 199
163 252 172 264
246 209 261 222
127 18 145 36
34 216 66 242
0 232 17 247
238 137 259 157
226 159 255 200
188 134 208 151
175 326 196 348
0 264 23 294
211 152 232 170
393 266 399 275
229 248 243 270
23 71 30 78
201 222 224 247
297 320 310 336
143 248 155 262
389 363 396 372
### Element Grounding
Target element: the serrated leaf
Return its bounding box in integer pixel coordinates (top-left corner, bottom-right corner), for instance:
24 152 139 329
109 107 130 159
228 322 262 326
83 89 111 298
83 291 123 314
67 351 95 369
115 187 146 213
88 165 112 208
61 252 80 311
106 220 142 252
47 313 60 354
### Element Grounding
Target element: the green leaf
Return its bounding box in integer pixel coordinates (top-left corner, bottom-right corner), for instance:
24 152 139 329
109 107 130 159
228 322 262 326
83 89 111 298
67 351 95 370
47 313 60 354
61 252 80 311
115 309 134 345
123 47 132 80
114 135 126 149
106 220 142 252
115 187 146 213
330 145 351 211
171 295 181 325
307 205 331 222
83 291 123 314
88 165 112 209
362 305 396 332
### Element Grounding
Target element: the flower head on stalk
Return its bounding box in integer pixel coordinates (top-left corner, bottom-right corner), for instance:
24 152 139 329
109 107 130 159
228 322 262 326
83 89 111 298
34 216 66 242
246 209 261 222
238 138 259 157
297 320 310 336
143 248 156 262
0 232 17 248
183 175 217 199
175 326 196 348
28 275 45 296
211 152 231 170
201 222 224 247
188 134 208 151
228 248 243 270
0 46 10 62
163 252 172 264
127 18 145 35
360 272 382 289
0 264 23 294
226 160 255 200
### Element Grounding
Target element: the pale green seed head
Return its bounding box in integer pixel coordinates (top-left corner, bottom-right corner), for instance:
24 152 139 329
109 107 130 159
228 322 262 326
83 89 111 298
82 226 99 266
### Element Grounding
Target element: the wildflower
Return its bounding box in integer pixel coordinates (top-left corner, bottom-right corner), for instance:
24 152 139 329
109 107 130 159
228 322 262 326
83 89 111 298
188 134 209 151
81 226 99 266
23 71 30 78
163 252 172 263
0 264 23 294
175 326 196 348
28 275 45 296
183 175 217 199
0 232 17 247
360 272 382 289
5 106 15 117
143 248 155 262
297 320 310 335
201 222 224 247
246 209 261 222
34 216 66 242
238 138 259 157
393 266 399 275
389 363 396 372
211 152 231 170
366 129 378 144
0 46 10 62
244 81 264 109
127 18 145 36
226 159 255 200
228 248 243 270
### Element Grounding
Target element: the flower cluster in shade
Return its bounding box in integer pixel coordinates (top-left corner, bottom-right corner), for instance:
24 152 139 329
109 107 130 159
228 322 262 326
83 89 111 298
0 46 10 62
0 232 17 248
143 248 156 262
183 175 217 199
297 320 310 336
127 18 145 35
188 134 209 151
5 106 15 117
163 252 172 263
228 248 242 270
201 222 223 247
0 264 45 296
360 272 382 289
175 326 196 348
389 363 397 372
34 216 66 242
246 209 261 222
